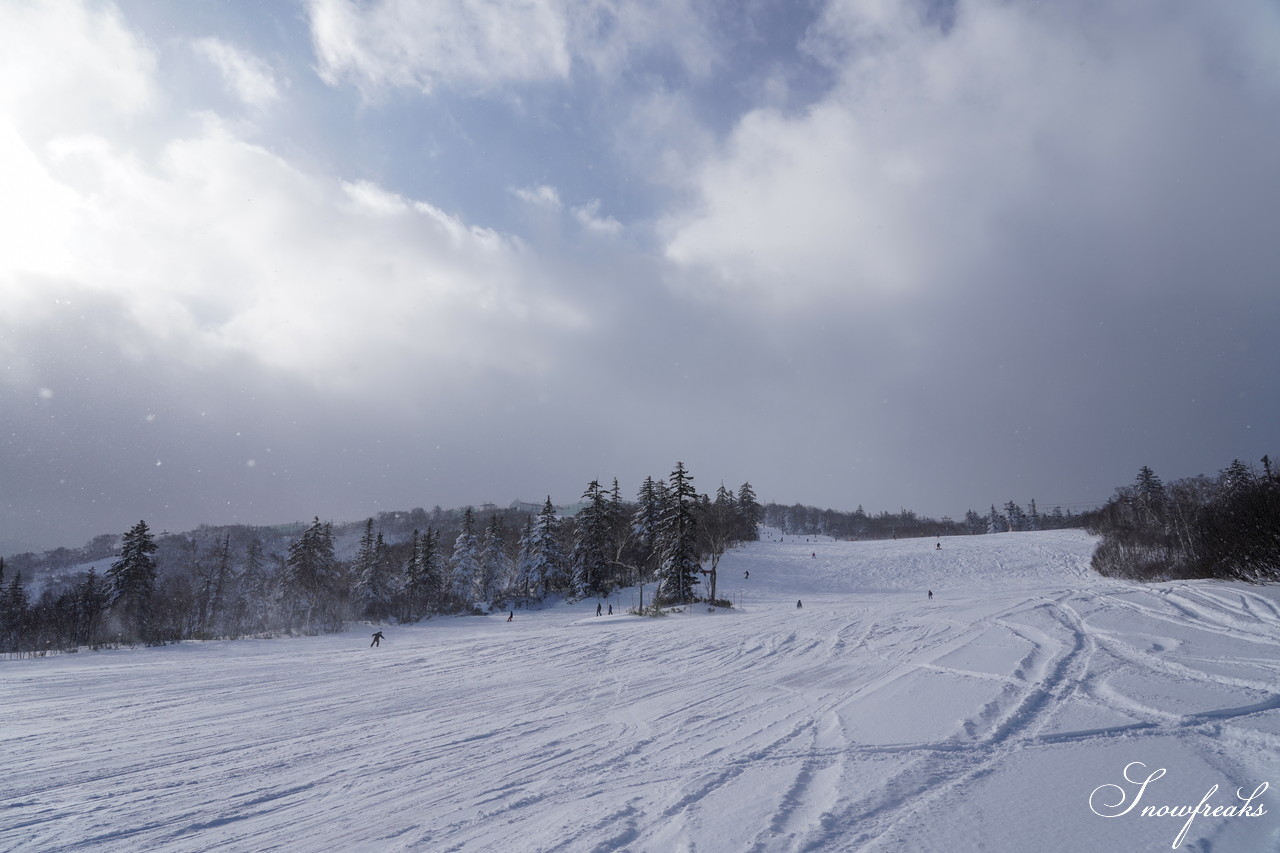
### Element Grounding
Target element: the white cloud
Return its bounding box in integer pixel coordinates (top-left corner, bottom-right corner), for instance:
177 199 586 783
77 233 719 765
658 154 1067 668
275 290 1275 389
24 120 585 388
0 0 156 140
0 0 156 307
306 0 717 96
307 0 572 95
573 200 622 235
661 0 1280 308
0 123 81 287
567 0 717 82
0 4 590 397
512 184 563 211
512 185 622 236
614 88 716 189
192 37 281 109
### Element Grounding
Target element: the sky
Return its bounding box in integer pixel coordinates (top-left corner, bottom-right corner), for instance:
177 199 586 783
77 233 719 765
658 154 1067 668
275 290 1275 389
2 0 1279 556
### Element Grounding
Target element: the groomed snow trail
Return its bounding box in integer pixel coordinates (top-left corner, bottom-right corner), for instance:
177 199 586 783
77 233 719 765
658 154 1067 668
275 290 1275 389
3 531 1278 852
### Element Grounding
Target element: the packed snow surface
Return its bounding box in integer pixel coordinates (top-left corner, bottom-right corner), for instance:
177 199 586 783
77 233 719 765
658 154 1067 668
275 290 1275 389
4 530 1279 852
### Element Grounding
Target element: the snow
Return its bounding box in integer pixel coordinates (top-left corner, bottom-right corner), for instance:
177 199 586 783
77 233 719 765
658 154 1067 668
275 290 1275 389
4 529 1279 852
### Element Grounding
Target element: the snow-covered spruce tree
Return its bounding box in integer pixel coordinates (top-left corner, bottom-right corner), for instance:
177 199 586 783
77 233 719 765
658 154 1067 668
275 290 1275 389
106 520 159 643
353 519 378 600
1219 459 1255 497
656 462 701 606
0 565 30 654
605 478 633 587
425 529 450 614
74 567 109 648
401 528 438 620
736 482 761 541
400 529 424 620
1133 466 1167 528
1004 501 1027 532
450 507 481 608
964 510 986 535
283 518 342 633
514 516 539 602
986 505 1004 534
632 476 667 580
236 538 270 636
570 480 612 599
478 515 510 604
529 498 568 597
356 526 399 622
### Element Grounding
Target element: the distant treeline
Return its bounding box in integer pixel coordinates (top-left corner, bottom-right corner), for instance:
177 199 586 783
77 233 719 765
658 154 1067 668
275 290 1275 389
0 464 761 656
1086 457 1280 582
763 499 1084 539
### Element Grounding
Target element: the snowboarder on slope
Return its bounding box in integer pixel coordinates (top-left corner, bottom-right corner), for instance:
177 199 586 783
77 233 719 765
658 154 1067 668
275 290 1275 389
928 590 933 600
370 631 385 647
744 570 749 579
607 604 613 615
597 602 603 616
507 611 514 622
796 600 803 609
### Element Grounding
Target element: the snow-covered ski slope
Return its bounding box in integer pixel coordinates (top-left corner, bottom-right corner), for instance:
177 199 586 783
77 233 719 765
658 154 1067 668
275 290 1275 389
4 530 1279 852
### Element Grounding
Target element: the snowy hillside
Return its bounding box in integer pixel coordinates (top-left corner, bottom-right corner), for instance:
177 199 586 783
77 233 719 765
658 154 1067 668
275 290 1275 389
4 530 1279 852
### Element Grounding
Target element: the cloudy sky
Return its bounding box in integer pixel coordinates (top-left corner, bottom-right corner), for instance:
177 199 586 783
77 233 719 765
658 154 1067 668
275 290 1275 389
3 0 1278 555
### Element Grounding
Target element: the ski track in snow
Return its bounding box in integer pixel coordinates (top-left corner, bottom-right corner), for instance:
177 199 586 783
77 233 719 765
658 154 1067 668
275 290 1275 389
4 530 1280 852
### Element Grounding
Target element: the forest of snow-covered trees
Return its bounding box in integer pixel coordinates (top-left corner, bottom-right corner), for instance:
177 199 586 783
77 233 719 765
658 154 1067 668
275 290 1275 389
0 464 763 656
762 497 1083 540
6 455 1275 658
1087 456 1280 582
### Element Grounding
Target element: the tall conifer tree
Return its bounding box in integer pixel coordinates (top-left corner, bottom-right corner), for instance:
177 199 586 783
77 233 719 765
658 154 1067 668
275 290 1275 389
737 482 761 541
451 508 481 605
283 518 340 632
530 498 567 596
106 520 159 641
571 480 612 599
478 515 510 603
656 462 701 605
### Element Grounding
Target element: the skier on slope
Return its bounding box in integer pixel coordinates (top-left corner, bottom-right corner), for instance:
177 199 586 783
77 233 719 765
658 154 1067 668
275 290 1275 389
370 631 385 647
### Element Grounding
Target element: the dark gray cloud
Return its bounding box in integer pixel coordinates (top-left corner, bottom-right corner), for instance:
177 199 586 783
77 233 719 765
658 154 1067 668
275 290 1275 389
3 0 1278 554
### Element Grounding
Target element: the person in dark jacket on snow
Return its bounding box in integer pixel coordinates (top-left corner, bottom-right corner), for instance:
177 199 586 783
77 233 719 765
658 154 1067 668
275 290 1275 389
370 631 385 647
